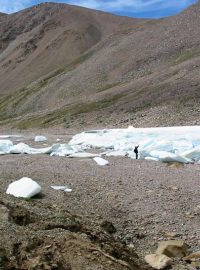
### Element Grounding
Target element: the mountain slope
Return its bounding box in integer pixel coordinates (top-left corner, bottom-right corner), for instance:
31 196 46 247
0 1 200 129
0 3 142 95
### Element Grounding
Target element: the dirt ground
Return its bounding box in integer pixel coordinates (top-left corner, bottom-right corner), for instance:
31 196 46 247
0 131 199 269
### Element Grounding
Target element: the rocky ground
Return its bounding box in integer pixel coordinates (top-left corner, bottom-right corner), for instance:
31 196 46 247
0 131 199 269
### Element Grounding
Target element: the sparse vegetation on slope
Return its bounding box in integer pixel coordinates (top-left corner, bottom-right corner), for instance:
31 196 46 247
0 1 200 128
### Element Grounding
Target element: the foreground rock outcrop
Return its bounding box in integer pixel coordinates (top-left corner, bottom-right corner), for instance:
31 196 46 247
0 192 142 270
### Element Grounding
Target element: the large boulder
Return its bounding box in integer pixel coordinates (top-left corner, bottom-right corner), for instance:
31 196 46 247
156 240 188 258
183 251 200 262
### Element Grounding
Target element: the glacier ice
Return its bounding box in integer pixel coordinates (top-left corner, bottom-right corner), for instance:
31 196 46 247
2 126 200 164
69 126 200 163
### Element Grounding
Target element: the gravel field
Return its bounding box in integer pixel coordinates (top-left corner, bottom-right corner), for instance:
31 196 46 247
0 131 199 269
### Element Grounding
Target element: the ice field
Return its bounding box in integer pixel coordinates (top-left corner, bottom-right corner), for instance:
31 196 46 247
1 126 200 163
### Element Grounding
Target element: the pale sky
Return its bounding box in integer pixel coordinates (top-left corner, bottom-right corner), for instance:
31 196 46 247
0 0 197 18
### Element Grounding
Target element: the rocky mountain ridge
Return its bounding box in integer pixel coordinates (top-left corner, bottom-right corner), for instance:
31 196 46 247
0 1 200 129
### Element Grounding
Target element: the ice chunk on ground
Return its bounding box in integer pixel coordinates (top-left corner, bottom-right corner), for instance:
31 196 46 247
104 150 127 157
51 186 72 192
4 126 200 164
145 157 159 161
10 143 51 154
0 140 13 154
69 126 200 164
93 157 109 166
180 146 200 161
6 177 41 198
69 129 122 149
149 151 191 163
49 144 80 157
173 140 193 154
0 135 22 138
34 136 47 142
69 152 99 158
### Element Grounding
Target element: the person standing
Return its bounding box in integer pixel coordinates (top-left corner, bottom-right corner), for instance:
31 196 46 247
134 145 139 159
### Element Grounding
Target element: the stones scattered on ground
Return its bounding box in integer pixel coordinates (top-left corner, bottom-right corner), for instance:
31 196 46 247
156 240 188 258
0 193 141 270
145 253 173 269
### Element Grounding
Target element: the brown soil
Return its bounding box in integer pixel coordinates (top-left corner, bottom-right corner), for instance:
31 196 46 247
0 131 199 269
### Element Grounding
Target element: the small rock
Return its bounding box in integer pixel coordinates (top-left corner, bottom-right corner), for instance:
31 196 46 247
167 162 184 169
0 205 9 222
100 221 117 234
156 240 188 258
165 232 178 238
0 248 7 265
185 212 195 218
168 185 179 192
135 232 146 239
191 261 200 268
183 251 200 262
145 253 172 269
128 243 135 249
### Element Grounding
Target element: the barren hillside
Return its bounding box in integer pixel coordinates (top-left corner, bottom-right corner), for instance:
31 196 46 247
0 1 200 129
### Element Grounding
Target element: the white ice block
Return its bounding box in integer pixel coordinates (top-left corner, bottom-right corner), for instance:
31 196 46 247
69 152 99 158
10 143 51 154
51 186 72 192
0 140 13 154
93 157 109 166
34 136 47 142
6 177 41 198
50 144 79 156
